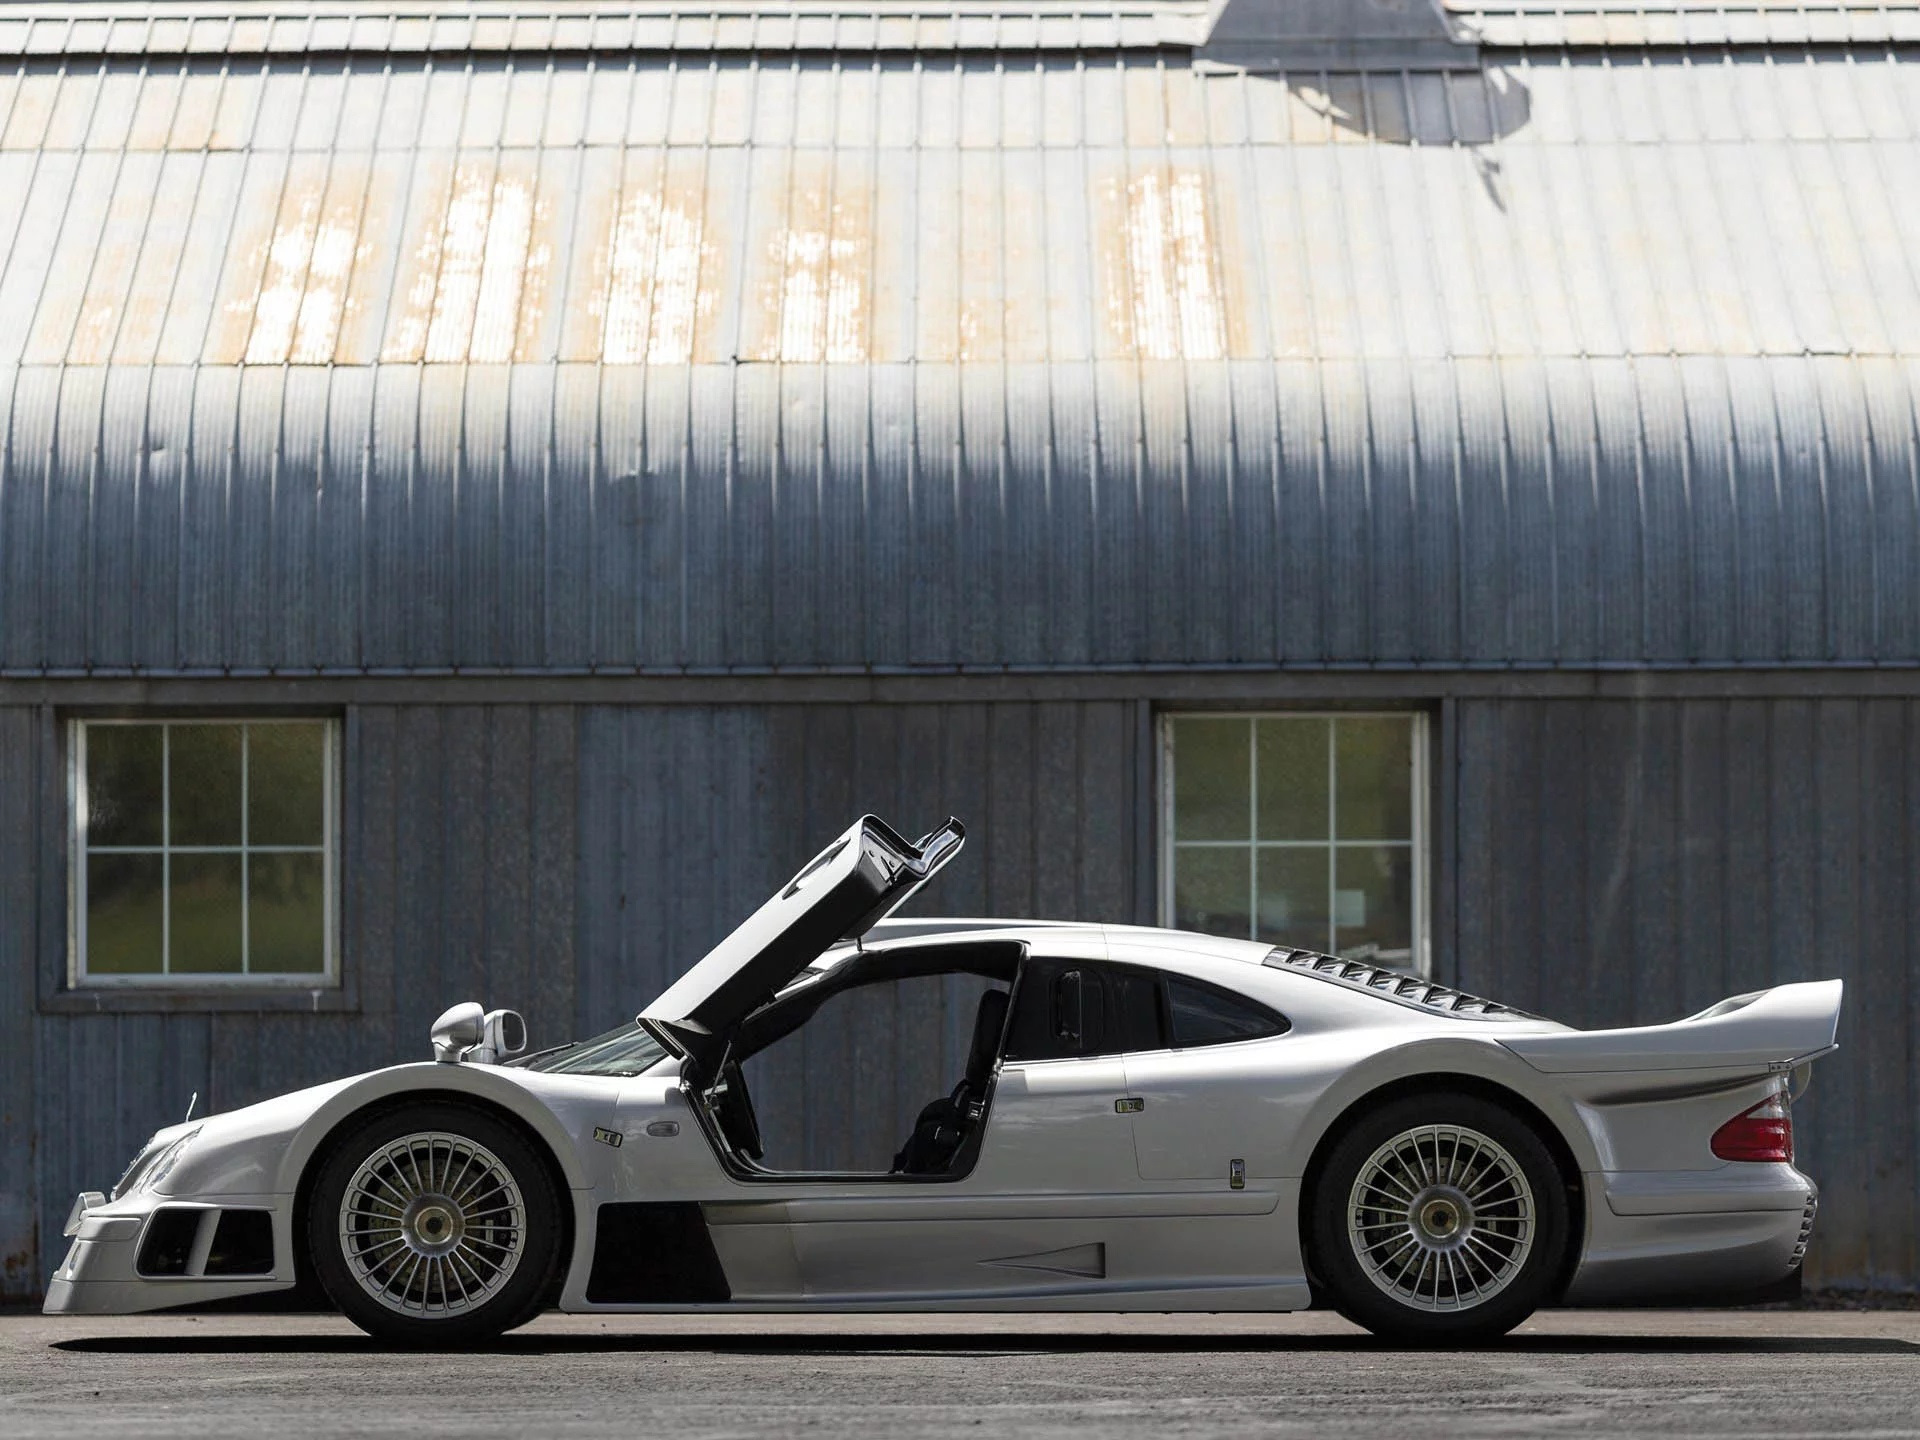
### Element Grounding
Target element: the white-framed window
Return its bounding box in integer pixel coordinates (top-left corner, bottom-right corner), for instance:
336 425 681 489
71 718 340 987
1160 712 1429 973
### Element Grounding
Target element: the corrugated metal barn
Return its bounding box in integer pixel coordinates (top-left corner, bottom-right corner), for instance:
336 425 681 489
3 0 1919 1299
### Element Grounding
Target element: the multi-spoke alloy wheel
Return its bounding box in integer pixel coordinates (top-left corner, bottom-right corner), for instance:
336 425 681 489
308 1103 562 1345
340 1131 527 1317
1347 1124 1535 1312
1311 1092 1569 1343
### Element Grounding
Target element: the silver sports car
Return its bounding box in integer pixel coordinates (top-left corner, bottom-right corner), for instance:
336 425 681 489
48 815 1842 1345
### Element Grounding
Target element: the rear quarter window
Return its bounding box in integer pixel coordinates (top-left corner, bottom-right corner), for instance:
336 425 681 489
1165 978 1289 1047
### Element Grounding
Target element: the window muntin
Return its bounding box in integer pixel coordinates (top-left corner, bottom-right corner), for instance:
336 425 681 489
73 719 338 985
1163 713 1426 971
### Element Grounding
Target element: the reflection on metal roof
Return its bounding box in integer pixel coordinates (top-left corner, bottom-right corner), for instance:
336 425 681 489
1 48 1917 673
6 53 1920 369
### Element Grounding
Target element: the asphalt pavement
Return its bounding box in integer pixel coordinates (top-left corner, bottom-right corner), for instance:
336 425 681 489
3 1308 1916 1439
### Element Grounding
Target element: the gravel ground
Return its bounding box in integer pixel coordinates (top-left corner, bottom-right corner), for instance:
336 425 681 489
3 1308 1917 1439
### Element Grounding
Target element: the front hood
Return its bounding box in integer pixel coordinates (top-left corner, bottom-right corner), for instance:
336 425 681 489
640 814 964 1068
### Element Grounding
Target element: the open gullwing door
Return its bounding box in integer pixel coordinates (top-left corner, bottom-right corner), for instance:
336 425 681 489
639 815 964 1071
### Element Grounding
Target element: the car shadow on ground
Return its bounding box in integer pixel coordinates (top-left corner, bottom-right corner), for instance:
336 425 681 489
51 1333 1919 1357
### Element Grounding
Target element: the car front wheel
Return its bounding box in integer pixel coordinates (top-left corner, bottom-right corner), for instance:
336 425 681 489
307 1102 563 1345
1310 1091 1571 1344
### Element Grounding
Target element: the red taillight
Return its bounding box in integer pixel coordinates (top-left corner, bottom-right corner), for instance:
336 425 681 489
1712 1092 1794 1163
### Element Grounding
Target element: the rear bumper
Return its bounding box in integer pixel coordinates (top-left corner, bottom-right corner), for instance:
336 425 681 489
1563 1170 1817 1306
43 1190 295 1316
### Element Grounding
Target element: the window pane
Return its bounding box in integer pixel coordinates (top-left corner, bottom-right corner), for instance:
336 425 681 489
1335 717 1413 840
1166 979 1287 1046
1106 966 1165 1052
249 853 326 974
248 723 326 846
1334 846 1415 965
1173 845 1251 937
170 853 244 973
86 853 164 973
85 725 163 847
1172 718 1248 840
1257 717 1329 841
1256 847 1330 952
169 725 243 846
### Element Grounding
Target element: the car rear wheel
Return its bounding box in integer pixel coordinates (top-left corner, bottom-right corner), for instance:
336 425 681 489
307 1102 563 1345
1310 1091 1570 1344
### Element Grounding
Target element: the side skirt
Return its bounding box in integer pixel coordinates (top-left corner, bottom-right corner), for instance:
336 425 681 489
584 1202 732 1305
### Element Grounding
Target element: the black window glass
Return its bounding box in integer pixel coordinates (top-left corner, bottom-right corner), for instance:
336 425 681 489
1166 979 1288 1047
1005 961 1112 1061
1006 962 1173 1060
1106 966 1166 1052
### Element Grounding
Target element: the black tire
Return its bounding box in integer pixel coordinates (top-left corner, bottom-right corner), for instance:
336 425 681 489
307 1101 564 1346
1309 1091 1571 1344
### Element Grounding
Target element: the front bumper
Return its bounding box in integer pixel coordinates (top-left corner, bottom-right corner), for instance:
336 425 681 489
44 1190 295 1316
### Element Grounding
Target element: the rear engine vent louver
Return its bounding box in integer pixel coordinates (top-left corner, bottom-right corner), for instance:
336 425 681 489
1263 948 1538 1021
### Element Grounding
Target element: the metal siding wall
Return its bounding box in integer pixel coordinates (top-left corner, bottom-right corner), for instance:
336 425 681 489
571 699 1142 1174
14 701 578 1298
0 707 38 1297
6 692 1920 1294
1453 697 1919 1293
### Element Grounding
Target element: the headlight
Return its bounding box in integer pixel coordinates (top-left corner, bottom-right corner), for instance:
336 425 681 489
111 1128 200 1200
110 1137 167 1200
142 1128 200 1193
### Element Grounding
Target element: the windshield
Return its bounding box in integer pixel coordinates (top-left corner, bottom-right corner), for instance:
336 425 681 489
518 1022 669 1077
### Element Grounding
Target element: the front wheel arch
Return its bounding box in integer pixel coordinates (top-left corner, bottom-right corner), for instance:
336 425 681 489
1298 1073 1585 1305
293 1091 576 1316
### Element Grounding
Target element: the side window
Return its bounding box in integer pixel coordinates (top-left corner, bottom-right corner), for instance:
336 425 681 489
1004 961 1169 1061
1106 966 1167 1053
1165 978 1289 1047
1005 962 1106 1062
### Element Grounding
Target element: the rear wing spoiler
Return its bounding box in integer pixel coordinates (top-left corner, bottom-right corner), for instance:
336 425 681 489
1500 979 1843 1075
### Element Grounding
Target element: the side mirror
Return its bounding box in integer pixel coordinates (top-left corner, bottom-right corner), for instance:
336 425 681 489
431 1002 485 1063
474 1008 529 1065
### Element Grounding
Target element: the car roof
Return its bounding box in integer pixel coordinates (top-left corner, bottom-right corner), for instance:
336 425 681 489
856 917 1271 962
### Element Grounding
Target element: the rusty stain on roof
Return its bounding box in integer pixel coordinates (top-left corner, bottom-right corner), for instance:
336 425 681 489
5 49 1920 374
600 181 711 364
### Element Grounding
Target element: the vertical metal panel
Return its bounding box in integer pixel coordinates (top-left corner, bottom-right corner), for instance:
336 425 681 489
0 707 38 1298
1455 696 1920 1293
1223 359 1279 663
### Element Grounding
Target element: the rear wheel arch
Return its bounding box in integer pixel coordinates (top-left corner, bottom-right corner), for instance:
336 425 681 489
1298 1073 1585 1302
293 1090 577 1311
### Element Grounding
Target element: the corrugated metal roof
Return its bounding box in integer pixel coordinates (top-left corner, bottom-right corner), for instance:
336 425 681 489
1453 2 1920 49
1 47 1917 673
0 4 1210 59
8 2 1920 60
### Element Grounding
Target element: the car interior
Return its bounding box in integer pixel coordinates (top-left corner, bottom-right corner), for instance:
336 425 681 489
692 941 1291 1182
697 940 1025 1182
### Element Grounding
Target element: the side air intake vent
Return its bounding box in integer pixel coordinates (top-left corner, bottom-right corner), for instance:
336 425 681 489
1263 948 1538 1021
